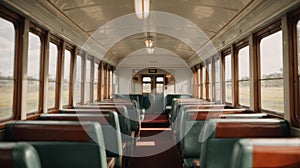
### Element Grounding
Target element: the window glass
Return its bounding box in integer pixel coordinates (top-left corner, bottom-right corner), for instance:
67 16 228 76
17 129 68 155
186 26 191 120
94 63 98 101
202 66 206 99
63 49 71 106
27 32 41 113
156 83 163 93
238 46 250 106
156 77 163 82
100 64 104 100
297 21 300 117
260 31 283 112
143 77 151 82
225 54 232 103
85 59 91 102
260 32 283 79
208 63 212 99
0 18 15 119
74 55 82 104
109 70 113 98
197 68 201 98
298 21 300 75
48 42 58 108
215 58 221 101
143 83 151 93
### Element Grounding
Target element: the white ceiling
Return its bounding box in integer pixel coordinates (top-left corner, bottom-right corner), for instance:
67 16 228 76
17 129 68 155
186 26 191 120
43 0 254 67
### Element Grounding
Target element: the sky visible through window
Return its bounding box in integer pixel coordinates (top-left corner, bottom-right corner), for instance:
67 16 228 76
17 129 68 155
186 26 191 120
0 18 14 78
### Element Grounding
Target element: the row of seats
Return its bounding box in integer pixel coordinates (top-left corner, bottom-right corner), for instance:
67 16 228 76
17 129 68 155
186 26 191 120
0 98 141 168
4 121 108 168
168 97 299 168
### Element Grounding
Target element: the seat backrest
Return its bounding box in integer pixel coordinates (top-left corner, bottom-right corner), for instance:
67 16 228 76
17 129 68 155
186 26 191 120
113 94 146 110
5 120 107 168
165 94 193 107
5 120 103 143
39 113 122 158
200 119 290 168
30 142 106 168
0 142 41 168
231 138 300 168
180 109 246 159
170 98 201 119
171 101 215 123
61 106 131 138
91 103 140 132
173 104 227 134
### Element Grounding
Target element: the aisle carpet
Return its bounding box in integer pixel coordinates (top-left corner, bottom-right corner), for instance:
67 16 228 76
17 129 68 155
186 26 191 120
128 114 183 168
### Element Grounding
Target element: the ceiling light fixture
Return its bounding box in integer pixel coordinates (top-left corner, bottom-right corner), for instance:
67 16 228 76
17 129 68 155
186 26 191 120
134 0 150 19
144 38 153 48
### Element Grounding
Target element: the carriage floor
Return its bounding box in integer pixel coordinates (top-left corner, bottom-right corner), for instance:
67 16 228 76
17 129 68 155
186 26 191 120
128 114 183 168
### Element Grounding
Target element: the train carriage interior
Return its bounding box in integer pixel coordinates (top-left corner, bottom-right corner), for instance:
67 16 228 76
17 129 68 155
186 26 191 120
0 0 300 168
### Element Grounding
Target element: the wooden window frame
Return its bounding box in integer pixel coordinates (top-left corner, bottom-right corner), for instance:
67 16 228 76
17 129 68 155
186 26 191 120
142 76 152 94
207 59 213 101
75 51 84 104
98 61 103 101
62 44 74 108
27 23 46 116
0 6 23 121
197 66 201 99
234 40 250 108
103 63 108 100
48 35 62 110
254 20 284 115
192 66 199 98
288 8 300 127
93 58 100 102
222 49 233 105
200 64 206 100
214 55 222 102
85 55 93 103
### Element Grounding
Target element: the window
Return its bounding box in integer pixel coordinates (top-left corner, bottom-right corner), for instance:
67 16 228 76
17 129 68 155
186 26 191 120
85 59 91 103
27 32 41 113
224 53 232 103
208 63 212 100
143 77 151 82
75 55 82 104
238 45 250 107
259 30 283 113
100 63 104 100
295 17 300 125
63 49 71 106
143 76 151 93
156 77 164 93
0 17 15 119
197 68 201 98
103 65 108 99
202 66 206 99
48 42 58 109
94 63 98 101
215 58 221 102
109 69 113 98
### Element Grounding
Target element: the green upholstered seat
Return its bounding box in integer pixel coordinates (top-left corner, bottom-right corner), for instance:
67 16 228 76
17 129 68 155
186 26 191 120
0 142 41 168
71 106 132 138
164 94 192 115
30 142 106 168
39 112 122 157
180 109 245 168
231 138 300 168
5 120 107 168
199 119 290 168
